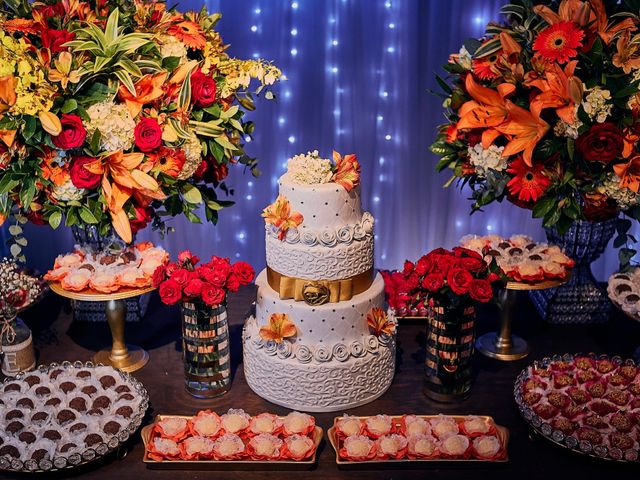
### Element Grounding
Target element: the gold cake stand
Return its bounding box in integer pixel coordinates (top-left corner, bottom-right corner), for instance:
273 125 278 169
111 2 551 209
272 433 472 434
49 282 154 372
476 277 568 361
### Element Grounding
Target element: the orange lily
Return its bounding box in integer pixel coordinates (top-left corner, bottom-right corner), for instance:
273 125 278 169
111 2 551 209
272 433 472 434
0 76 17 114
40 149 70 186
623 128 639 158
262 195 304 240
118 72 168 119
499 32 522 58
588 0 636 45
526 60 583 124
367 307 396 337
259 313 297 343
534 0 593 27
0 213 6 227
84 151 162 243
332 151 361 192
497 101 550 166
614 155 640 192
612 30 640 73
458 75 515 131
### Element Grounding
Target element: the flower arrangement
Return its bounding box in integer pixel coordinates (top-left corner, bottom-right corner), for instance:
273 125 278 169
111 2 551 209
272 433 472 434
153 250 254 306
0 258 47 316
0 0 282 258
382 247 501 316
431 0 640 258
285 150 361 191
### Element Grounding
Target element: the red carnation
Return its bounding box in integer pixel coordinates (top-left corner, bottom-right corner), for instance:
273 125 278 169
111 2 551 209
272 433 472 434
191 69 217 108
402 260 415 276
134 117 163 153
69 156 101 189
199 266 229 287
152 265 167 288
231 261 255 285
178 250 200 266
469 279 494 303
576 123 624 164
447 268 473 295
159 279 182 305
213 162 229 183
202 284 225 306
227 274 241 293
422 272 445 292
405 272 420 290
170 268 191 287
52 114 86 149
184 278 205 298
42 28 75 53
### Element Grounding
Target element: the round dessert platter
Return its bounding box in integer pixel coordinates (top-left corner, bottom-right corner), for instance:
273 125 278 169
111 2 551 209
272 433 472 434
49 283 154 372
0 360 149 473
514 353 640 463
476 277 569 361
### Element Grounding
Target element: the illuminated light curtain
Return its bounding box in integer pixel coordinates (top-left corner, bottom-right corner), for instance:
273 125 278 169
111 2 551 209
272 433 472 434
13 0 629 281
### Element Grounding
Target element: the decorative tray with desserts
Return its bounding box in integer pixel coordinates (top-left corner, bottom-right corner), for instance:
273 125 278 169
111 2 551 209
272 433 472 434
141 409 322 470
0 361 149 473
327 414 509 468
514 353 640 463
607 269 640 322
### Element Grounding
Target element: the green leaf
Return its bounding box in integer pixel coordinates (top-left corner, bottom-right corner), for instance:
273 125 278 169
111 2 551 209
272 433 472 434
48 211 63 229
61 99 78 114
206 200 223 211
435 75 452 95
162 56 180 72
532 196 556 218
10 244 21 258
182 184 203 204
214 135 237 151
8 225 22 236
104 8 120 43
114 70 136 96
186 211 202 223
178 66 194 111
79 206 99 224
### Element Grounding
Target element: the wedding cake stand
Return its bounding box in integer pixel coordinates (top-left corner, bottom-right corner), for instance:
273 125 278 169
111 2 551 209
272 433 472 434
476 278 567 361
49 282 154 372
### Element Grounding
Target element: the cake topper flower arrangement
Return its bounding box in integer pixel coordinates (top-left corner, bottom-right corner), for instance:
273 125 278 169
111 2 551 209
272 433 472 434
382 247 502 316
0 0 282 257
431 0 640 265
285 150 361 191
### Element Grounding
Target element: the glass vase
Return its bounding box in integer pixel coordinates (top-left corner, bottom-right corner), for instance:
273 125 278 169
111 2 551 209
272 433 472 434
529 218 617 324
424 302 476 402
181 301 231 398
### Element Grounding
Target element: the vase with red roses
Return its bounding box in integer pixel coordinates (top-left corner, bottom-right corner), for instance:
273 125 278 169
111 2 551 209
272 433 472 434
383 247 501 401
154 251 255 398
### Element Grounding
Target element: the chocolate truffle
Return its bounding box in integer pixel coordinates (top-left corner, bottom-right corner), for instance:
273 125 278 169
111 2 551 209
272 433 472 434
16 397 34 409
70 422 87 433
4 383 20 393
87 408 103 416
100 255 116 265
6 421 24 434
118 393 135 402
92 396 111 410
115 385 131 394
49 369 63 380
84 433 103 447
23 375 40 387
60 443 77 453
18 431 36 444
103 421 121 435
0 445 20 458
69 397 87 412
57 409 76 425
81 385 98 396
45 397 62 407
60 381 76 393
5 410 24 421
31 411 49 423
76 370 91 379
115 406 133 418
43 430 62 441
31 449 48 461
99 375 116 389
35 386 51 397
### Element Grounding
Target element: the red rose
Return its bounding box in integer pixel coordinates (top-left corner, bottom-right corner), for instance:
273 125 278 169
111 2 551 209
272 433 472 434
194 159 208 179
191 70 217 108
447 268 473 295
159 278 182 305
458 257 485 272
436 254 459 275
178 250 200 266
130 205 152 234
469 279 494 303
170 268 191 287
453 247 482 260
415 256 434 276
209 161 229 183
405 272 420 290
152 265 167 288
52 114 86 149
134 117 163 153
402 260 415 276
232 261 255 285
582 191 618 221
422 272 445 292
165 262 178 277
199 265 230 287
184 278 205 298
69 156 101 189
576 123 624 164
42 28 75 53
202 284 225 306
227 274 241 293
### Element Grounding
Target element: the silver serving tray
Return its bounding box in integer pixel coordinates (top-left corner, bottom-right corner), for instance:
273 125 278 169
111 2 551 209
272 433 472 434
0 360 149 473
514 353 640 463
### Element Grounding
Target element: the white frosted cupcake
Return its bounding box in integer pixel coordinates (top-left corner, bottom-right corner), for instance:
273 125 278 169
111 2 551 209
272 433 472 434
375 434 408 459
364 414 393 438
190 410 222 438
282 411 315 436
283 434 315 460
335 415 363 438
401 415 431 438
461 416 493 436
249 413 282 436
155 417 189 440
340 435 376 461
181 436 215 460
212 433 245 460
247 433 283 460
407 434 438 459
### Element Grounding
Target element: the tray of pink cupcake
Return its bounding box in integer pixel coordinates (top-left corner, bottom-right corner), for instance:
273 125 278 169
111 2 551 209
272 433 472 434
141 409 322 470
327 414 509 468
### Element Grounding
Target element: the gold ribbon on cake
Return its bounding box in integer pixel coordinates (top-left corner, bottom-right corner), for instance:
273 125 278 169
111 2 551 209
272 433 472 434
267 267 374 305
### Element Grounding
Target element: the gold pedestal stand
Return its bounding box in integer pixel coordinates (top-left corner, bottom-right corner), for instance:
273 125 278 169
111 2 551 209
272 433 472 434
49 282 154 372
476 278 567 361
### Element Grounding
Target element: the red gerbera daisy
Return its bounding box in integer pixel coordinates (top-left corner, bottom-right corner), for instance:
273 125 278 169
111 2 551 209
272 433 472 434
506 156 551 202
533 22 584 64
472 51 502 80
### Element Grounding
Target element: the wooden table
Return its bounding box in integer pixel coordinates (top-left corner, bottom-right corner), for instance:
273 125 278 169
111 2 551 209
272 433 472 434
9 286 640 479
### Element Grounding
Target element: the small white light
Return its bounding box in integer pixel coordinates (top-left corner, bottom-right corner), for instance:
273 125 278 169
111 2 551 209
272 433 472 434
378 174 385 182
386 46 395 53
250 25 258 32
235 253 241 258
456 220 463 227
379 157 385 165
381 253 387 261
291 1 299 9
248 181 254 187
288 135 296 143
284 90 292 98
329 17 336 23
381 91 388 98
245 194 253 201
254 7 261 14
331 39 338 46
244 135 252 142
337 88 344 94
337 129 345 135
237 231 246 240
290 48 298 56
388 22 395 29
385 134 392 140
331 66 338 73
252 52 260 59
377 115 384 122
474 16 484 24
384 1 391 8
278 116 286 125
333 109 341 116
486 224 493 231
373 196 380 203
290 28 298 36
374 234 379 240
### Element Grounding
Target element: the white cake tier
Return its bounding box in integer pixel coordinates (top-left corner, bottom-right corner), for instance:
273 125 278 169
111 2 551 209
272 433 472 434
243 323 395 412
254 269 385 345
279 173 362 230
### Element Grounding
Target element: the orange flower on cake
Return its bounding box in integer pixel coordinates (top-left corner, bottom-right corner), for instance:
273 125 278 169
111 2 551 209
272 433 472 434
259 313 297 344
366 307 396 337
331 151 361 191
261 195 303 241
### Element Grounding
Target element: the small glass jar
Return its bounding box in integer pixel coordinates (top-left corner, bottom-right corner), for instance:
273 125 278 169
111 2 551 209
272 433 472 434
1 317 36 376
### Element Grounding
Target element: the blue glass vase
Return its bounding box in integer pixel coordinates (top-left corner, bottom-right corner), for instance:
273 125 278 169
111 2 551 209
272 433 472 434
529 218 617 324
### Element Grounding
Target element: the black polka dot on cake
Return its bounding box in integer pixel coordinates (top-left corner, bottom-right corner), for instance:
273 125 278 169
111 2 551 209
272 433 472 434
332 309 336 312
312 309 316 312
351 325 355 328
309 330 312 333
313 214 316 218
342 316 345 320
322 319 325 322
331 328 335 331
319 339 322 342
335 213 339 216
336 189 339 192
301 201 304 204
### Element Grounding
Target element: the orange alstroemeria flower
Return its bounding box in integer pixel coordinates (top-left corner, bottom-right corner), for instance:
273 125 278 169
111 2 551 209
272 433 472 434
497 102 550 167
262 195 304 241
84 151 163 243
623 128 639 158
0 76 17 114
332 151 361 192
259 313 297 343
40 149 69 187
367 307 396 337
614 155 640 193
118 72 168 119
612 30 640 74
526 60 583 124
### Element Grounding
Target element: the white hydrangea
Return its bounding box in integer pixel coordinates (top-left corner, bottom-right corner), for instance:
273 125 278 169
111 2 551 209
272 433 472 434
457 45 473 70
554 119 582 139
599 173 640 210
287 150 333 185
582 87 612 123
467 144 507 177
85 101 136 152
177 131 203 180
157 34 188 62
52 179 85 202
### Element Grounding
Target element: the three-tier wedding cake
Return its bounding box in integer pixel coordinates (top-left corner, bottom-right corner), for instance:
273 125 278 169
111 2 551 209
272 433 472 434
243 150 396 412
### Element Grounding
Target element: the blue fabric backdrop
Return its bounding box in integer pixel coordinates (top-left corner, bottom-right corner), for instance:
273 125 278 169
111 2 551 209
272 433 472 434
6 0 629 279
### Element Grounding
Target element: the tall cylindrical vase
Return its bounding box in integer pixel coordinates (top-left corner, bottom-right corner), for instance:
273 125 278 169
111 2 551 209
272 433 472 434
529 218 617 324
181 301 231 398
424 302 476 402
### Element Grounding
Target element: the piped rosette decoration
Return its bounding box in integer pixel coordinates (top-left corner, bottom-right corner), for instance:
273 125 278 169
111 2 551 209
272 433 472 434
381 247 502 317
153 250 254 306
431 0 640 244
143 409 320 463
44 241 168 293
0 0 282 256
460 234 575 284
330 414 508 463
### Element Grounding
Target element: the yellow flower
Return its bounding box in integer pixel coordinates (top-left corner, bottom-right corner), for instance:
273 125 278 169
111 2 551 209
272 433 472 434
48 52 81 90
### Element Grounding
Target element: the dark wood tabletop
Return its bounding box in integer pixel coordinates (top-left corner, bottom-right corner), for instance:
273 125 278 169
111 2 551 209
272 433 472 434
6 286 640 480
